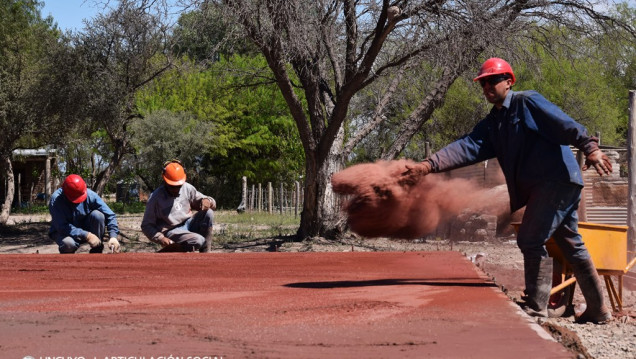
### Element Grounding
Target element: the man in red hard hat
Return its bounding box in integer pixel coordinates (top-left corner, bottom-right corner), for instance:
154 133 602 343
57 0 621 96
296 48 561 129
404 57 613 324
49 174 121 253
141 160 216 252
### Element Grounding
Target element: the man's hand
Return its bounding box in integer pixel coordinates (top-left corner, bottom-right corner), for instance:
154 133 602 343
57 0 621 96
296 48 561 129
157 234 173 248
201 197 216 211
405 161 433 176
85 232 101 248
108 237 121 253
583 149 613 176
399 161 432 186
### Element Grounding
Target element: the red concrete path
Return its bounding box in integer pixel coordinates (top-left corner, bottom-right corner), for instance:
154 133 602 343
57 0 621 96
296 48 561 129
0 251 572 358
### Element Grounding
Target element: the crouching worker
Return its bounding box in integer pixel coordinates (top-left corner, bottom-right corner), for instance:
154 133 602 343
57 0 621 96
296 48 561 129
142 160 216 252
49 174 121 253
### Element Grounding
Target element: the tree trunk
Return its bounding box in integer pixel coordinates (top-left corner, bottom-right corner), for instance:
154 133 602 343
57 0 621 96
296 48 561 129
297 126 346 239
92 142 126 196
0 155 15 225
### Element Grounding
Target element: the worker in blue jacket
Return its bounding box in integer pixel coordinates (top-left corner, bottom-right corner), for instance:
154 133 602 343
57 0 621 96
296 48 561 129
405 58 613 324
49 174 121 253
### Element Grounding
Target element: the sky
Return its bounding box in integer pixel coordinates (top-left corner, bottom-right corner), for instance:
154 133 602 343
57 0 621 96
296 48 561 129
41 0 103 32
41 0 636 33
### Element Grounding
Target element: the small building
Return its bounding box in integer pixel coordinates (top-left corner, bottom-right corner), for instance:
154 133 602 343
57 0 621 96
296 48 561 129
0 148 58 207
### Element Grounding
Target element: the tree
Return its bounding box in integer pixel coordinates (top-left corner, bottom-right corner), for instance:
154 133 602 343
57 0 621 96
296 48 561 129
0 0 63 223
134 55 304 206
130 109 214 191
414 26 631 156
172 5 256 62
69 0 174 195
513 38 625 146
210 0 633 239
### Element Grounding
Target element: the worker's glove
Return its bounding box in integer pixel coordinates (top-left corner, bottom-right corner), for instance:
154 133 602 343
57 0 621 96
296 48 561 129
85 232 101 248
107 237 121 253
583 149 612 176
200 197 216 211
399 161 432 186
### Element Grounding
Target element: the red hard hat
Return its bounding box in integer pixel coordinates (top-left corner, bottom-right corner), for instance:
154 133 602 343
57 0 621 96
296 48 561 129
163 161 186 186
62 174 88 203
473 57 516 85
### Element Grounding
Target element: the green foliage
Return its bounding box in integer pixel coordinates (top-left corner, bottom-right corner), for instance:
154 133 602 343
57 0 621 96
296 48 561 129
514 37 625 146
11 204 48 214
172 6 256 62
135 55 304 207
349 6 634 160
216 210 299 226
347 62 489 162
0 0 59 156
107 201 146 215
411 25 631 154
130 109 215 191
9 201 145 215
213 210 299 243
416 77 490 157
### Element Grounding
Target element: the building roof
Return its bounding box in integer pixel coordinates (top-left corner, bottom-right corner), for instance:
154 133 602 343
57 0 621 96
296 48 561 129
12 148 57 158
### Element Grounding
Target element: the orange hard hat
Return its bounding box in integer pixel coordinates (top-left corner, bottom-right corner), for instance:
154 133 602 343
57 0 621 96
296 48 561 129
473 57 516 85
162 160 186 186
62 174 88 203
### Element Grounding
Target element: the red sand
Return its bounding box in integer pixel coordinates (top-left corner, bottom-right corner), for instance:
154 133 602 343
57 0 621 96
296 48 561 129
0 251 571 358
331 160 508 239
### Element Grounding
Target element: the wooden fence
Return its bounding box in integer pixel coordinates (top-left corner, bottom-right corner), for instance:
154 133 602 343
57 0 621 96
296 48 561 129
238 176 304 216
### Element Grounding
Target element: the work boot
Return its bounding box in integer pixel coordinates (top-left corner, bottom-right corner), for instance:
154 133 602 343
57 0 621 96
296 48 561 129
199 226 213 253
521 257 553 317
571 259 612 324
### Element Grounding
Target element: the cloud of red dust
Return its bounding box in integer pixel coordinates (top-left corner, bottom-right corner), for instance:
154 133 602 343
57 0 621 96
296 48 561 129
331 159 509 239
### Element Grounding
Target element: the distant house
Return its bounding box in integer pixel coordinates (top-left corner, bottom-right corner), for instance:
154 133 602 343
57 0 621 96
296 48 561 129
0 148 58 207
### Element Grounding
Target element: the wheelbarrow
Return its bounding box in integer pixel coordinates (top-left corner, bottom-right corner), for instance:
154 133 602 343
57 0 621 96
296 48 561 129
512 222 636 315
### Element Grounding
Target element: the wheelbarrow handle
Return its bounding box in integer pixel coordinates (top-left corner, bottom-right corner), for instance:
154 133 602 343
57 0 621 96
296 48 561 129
625 255 636 273
550 276 577 296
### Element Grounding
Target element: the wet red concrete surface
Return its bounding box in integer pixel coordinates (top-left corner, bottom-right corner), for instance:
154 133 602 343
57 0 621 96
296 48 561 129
0 251 572 358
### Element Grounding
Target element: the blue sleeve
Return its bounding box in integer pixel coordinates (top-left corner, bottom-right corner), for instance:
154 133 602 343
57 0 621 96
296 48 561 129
49 189 87 239
429 119 496 172
520 92 598 155
87 191 119 238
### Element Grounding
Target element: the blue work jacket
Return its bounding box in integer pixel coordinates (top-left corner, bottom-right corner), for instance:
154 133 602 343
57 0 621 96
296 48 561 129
49 188 119 239
429 90 599 212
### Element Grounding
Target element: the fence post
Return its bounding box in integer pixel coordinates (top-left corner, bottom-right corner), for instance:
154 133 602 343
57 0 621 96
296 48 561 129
279 183 283 215
250 184 255 211
17 173 21 208
268 182 273 214
241 176 247 211
628 91 636 258
576 150 587 222
295 181 300 218
45 155 51 200
258 183 262 212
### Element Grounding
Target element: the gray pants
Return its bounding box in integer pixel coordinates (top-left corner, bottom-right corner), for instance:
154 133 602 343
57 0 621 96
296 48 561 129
165 210 214 251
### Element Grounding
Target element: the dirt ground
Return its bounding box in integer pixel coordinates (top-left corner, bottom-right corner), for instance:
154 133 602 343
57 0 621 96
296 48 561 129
1 213 635 358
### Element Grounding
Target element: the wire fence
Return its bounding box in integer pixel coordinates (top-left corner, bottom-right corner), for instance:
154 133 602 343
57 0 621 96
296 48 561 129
237 177 304 217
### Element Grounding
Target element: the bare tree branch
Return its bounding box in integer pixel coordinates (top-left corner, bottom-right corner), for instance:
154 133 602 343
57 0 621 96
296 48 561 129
213 0 635 238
